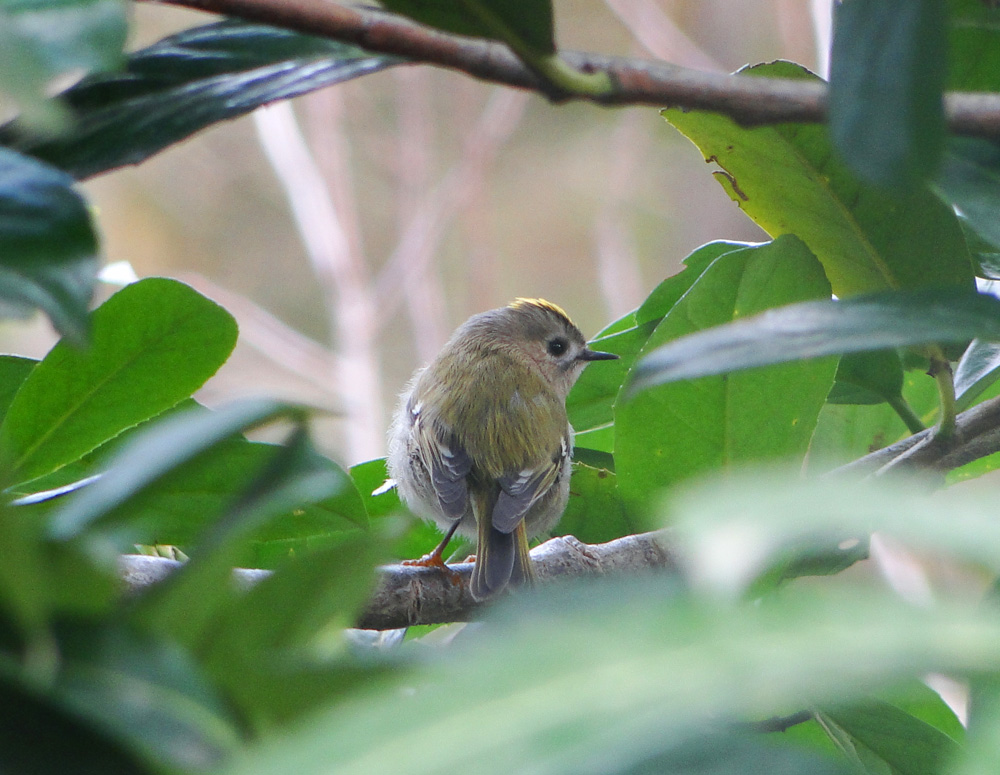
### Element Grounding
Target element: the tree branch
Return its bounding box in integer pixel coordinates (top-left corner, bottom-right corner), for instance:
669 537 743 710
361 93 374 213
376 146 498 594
143 0 1000 137
117 393 1000 630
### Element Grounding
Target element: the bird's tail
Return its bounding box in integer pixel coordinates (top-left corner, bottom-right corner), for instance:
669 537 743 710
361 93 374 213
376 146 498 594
470 488 535 601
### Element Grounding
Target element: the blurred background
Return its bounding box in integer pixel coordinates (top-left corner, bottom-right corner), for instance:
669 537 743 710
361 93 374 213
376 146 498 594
1 0 834 468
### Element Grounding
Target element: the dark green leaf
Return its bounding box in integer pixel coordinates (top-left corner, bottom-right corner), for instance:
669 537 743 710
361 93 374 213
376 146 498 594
615 237 837 498
54 622 241 770
631 289 1000 394
0 669 149 775
0 277 238 486
0 0 126 132
0 147 98 341
937 138 1000 250
829 0 946 186
828 350 905 405
664 61 974 298
955 338 1000 410
380 0 555 55
0 20 400 179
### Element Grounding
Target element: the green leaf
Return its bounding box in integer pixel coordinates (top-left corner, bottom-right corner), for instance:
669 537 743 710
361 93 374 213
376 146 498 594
46 399 301 541
554 462 639 544
955 338 1000 411
218 580 1000 775
0 277 238 486
947 0 1000 91
122 416 352 648
567 240 746 434
0 355 36 423
0 669 149 775
630 289 1000 394
828 350 904 406
806 401 910 475
198 534 386 726
0 147 98 341
53 622 241 770
669 468 1000 594
823 700 960 775
380 0 555 55
0 19 399 179
615 237 837 498
664 61 974 298
0 0 126 132
829 0 946 186
936 138 1000 250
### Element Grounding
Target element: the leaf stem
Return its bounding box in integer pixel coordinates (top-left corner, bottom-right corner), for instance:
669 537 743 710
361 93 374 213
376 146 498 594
886 395 927 435
928 346 957 442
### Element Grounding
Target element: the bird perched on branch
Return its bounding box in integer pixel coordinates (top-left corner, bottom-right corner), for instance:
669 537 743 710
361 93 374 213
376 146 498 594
388 298 618 600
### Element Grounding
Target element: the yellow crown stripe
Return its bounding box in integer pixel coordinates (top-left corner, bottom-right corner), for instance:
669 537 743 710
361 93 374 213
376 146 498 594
509 297 574 325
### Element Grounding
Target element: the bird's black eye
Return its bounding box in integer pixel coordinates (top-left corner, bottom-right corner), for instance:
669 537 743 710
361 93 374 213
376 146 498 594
547 337 568 357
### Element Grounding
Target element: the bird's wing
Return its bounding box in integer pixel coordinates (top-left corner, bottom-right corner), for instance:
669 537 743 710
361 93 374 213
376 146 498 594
491 434 569 534
412 404 472 521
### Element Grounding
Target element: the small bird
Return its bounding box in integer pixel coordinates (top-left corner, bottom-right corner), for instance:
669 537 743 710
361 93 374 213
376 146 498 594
388 299 618 601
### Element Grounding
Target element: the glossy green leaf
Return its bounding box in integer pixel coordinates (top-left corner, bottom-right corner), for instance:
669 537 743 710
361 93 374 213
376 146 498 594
0 148 98 341
829 0 946 186
0 356 36 423
664 62 974 298
0 20 399 179
615 237 837 498
0 278 238 486
219 580 1000 775
567 240 747 434
631 289 1000 394
0 0 126 132
380 0 555 55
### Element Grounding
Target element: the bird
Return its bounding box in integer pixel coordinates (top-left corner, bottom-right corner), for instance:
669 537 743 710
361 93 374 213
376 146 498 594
387 298 618 600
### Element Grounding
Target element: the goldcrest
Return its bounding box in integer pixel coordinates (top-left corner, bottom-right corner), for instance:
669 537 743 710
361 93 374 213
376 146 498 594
387 298 618 601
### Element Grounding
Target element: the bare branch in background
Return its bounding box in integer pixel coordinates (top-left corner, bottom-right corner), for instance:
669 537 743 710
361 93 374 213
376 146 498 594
593 110 649 318
374 88 529 326
603 0 724 71
143 0 1000 136
179 272 342 401
253 100 385 462
394 68 450 361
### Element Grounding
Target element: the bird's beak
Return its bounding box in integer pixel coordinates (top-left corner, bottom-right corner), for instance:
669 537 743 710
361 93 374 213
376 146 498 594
580 348 619 362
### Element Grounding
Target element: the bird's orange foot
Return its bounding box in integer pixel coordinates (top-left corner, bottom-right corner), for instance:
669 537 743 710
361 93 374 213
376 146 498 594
402 552 464 585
